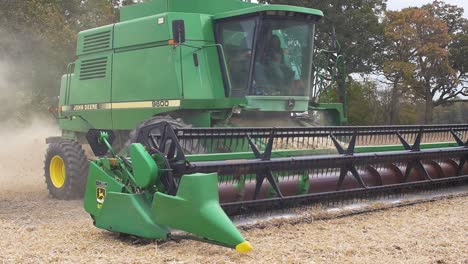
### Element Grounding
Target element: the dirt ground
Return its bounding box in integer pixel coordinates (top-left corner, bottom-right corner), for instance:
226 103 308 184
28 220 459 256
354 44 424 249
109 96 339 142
0 121 467 264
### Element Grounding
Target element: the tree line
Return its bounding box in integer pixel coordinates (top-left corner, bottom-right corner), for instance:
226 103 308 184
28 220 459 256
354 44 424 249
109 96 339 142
0 0 466 124
266 0 467 124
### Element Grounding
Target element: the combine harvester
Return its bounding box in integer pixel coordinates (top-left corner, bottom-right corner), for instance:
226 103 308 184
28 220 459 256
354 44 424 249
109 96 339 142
45 0 468 252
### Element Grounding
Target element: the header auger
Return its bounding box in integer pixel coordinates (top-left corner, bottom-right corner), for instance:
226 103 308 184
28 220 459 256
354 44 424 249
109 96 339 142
82 123 468 250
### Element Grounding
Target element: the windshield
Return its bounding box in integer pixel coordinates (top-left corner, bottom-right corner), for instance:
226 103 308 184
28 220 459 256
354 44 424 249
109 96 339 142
217 18 256 96
216 16 315 97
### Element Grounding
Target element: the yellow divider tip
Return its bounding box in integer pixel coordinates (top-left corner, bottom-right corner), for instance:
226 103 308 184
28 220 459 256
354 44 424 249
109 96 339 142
235 241 253 253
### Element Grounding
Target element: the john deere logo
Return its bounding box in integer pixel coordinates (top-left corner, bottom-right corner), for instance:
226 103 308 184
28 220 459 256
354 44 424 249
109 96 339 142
286 99 295 110
95 180 108 208
96 187 106 207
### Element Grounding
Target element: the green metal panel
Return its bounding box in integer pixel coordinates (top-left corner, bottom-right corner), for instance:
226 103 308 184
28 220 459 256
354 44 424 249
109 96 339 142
197 14 219 42
167 13 215 41
115 109 215 129
178 111 212 127
213 5 324 20
152 173 248 247
59 109 114 132
120 0 169 22
83 162 125 217
120 0 256 22
95 192 170 239
61 52 113 129
111 12 232 129
354 142 460 153
84 149 249 248
84 160 169 239
311 103 348 126
70 54 112 105
60 130 78 140
110 23 182 129
181 98 245 109
130 144 158 188
245 96 309 112
111 108 176 129
181 43 225 100
185 142 460 162
114 14 171 49
167 0 256 16
112 46 180 102
58 114 103 132
76 25 114 56
169 13 225 100
59 57 113 129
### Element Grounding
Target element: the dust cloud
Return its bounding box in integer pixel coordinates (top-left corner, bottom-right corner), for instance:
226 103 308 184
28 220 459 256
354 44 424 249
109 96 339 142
0 59 60 200
0 118 59 199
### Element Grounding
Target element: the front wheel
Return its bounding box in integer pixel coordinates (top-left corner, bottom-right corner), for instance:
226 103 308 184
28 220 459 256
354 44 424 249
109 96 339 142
44 140 88 199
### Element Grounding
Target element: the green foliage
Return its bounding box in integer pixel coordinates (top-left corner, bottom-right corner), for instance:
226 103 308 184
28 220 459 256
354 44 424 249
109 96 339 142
450 25 468 76
0 0 118 121
345 81 385 125
318 84 339 103
397 103 420 125
424 0 466 34
320 81 384 125
433 101 468 124
382 1 467 124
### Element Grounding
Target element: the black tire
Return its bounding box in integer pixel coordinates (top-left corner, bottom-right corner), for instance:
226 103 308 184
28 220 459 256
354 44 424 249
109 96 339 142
44 140 89 200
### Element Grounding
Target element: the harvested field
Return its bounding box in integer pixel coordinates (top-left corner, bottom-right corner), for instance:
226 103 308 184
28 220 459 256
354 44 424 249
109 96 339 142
0 121 467 263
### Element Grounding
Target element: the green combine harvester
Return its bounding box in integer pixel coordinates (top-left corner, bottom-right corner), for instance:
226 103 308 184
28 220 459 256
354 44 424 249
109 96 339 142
44 0 468 252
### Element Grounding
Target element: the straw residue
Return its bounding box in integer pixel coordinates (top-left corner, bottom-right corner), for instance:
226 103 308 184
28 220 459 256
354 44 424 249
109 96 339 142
0 120 467 263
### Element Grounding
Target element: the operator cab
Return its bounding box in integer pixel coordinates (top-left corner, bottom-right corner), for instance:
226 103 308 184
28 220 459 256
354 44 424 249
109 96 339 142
215 10 320 98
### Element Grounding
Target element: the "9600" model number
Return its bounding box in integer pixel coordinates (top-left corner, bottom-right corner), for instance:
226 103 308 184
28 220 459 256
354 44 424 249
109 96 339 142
152 100 171 108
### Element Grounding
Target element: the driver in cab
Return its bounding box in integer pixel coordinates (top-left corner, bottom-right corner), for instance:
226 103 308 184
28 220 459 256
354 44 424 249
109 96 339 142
256 34 295 95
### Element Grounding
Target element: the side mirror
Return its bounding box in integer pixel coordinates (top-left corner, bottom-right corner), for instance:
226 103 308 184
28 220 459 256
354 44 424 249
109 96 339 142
172 20 185 44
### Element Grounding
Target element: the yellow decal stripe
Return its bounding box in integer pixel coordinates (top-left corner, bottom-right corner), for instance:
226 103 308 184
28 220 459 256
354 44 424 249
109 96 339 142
111 101 153 109
62 100 181 111
62 106 72 111
99 103 112 109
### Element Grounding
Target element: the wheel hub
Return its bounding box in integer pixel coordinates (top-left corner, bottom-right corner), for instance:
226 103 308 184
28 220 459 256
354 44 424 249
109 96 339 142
50 155 66 188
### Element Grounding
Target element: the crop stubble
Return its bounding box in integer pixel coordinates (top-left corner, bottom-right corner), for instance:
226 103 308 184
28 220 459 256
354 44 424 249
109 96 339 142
0 122 467 263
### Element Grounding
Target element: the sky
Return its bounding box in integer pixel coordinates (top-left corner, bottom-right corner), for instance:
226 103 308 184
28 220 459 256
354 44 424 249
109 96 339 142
387 0 468 18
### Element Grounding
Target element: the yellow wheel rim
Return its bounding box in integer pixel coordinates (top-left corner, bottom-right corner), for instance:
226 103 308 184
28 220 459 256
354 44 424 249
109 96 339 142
50 155 66 188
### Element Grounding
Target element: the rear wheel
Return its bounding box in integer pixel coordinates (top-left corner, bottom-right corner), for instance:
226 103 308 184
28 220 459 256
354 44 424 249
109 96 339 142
44 140 88 199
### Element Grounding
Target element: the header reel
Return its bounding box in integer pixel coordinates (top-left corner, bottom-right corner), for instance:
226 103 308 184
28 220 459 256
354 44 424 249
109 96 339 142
132 123 468 214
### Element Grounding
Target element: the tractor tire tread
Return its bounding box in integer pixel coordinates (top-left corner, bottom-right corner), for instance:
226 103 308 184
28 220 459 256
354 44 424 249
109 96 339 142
44 139 88 200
